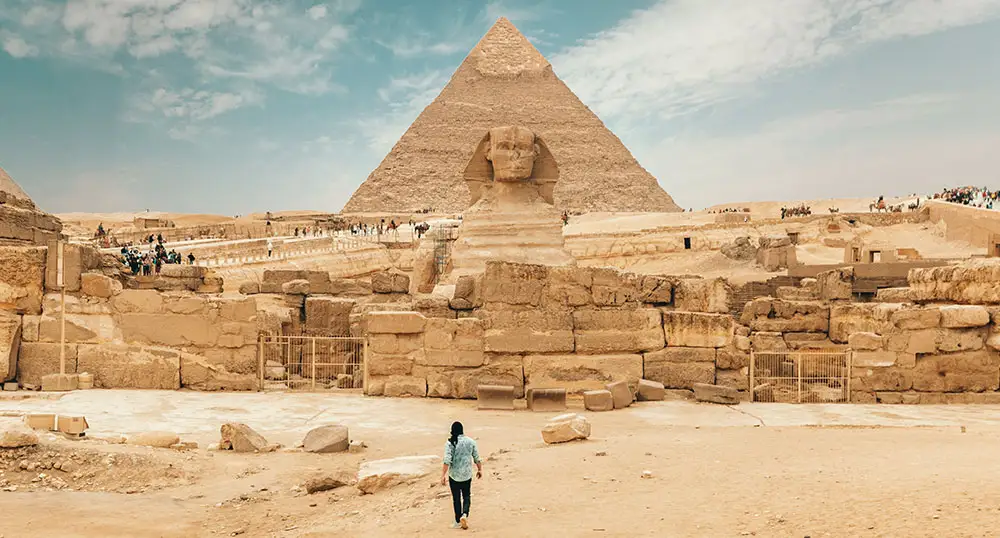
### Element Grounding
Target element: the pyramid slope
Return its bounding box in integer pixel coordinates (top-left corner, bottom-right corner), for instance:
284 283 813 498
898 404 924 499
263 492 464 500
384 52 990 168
0 165 33 207
343 18 680 214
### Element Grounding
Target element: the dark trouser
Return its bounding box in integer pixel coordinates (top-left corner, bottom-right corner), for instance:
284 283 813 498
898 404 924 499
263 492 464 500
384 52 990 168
448 478 471 523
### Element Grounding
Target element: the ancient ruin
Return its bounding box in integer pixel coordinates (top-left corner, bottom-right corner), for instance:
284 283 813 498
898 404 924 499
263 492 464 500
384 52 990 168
342 18 680 214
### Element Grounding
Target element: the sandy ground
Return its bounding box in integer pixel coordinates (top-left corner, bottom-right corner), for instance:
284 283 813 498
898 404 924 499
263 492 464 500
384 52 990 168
2 391 1000 537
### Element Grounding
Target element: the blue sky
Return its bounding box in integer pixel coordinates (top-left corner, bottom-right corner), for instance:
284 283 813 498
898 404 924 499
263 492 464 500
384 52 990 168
1 0 998 215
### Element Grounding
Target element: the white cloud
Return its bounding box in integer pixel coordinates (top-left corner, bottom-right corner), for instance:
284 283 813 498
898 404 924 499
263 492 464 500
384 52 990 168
375 36 466 58
2 34 39 58
552 0 1000 123
138 86 262 121
641 93 1000 208
359 70 449 152
308 4 327 20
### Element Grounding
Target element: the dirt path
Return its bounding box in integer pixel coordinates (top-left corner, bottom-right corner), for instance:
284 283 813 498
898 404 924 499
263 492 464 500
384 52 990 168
2 400 999 537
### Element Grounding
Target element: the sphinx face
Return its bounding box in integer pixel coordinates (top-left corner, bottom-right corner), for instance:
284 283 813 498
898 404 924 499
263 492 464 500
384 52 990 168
487 126 536 182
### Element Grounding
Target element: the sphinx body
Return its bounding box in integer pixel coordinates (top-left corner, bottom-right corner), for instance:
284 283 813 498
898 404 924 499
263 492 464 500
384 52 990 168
447 126 575 281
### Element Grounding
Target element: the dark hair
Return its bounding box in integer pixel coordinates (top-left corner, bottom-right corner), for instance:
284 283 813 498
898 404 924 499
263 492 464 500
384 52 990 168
449 421 464 447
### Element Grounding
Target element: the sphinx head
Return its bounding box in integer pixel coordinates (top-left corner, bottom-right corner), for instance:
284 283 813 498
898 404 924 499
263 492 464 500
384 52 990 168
485 126 538 182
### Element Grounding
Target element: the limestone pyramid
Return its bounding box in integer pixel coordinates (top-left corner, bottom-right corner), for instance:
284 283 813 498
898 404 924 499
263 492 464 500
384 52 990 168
343 18 681 214
0 164 62 245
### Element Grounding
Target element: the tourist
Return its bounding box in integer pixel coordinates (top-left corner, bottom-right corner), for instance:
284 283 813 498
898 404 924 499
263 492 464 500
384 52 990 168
267 238 273 258
187 253 195 265
440 421 482 530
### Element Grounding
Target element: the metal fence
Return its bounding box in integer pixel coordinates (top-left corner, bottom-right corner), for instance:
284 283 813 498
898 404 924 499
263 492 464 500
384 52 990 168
258 335 367 391
750 351 852 403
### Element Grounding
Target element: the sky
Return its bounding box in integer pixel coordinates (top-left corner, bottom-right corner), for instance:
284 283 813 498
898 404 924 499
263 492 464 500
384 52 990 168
0 0 998 215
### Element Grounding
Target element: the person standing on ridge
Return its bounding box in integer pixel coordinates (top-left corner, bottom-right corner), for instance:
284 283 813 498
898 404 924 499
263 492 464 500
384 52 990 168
440 421 482 530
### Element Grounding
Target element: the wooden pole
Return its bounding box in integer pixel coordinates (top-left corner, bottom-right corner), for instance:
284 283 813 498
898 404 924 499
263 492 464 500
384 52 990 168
57 241 66 376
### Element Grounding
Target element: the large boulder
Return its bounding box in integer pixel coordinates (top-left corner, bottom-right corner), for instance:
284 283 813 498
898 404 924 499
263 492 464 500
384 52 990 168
219 423 277 453
541 413 591 444
356 455 439 494
0 419 38 448
304 471 354 494
693 383 740 404
302 424 349 453
720 236 757 261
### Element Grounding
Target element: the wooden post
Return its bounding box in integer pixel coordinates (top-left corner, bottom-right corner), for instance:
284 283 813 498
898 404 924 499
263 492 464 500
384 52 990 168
846 351 853 403
796 354 803 404
311 338 317 391
363 337 370 395
749 350 755 402
57 241 66 376
257 336 264 391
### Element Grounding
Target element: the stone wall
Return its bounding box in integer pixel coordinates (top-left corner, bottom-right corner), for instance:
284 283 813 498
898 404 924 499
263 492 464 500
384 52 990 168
363 261 750 399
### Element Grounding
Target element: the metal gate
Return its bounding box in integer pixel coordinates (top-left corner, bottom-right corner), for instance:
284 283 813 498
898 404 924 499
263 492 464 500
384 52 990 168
750 351 852 403
258 335 367 391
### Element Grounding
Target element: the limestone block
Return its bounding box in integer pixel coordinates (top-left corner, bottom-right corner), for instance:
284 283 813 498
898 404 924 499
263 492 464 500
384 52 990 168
479 261 547 306
38 313 117 344
284 294 305 308
422 355 525 399
572 308 664 353
365 312 426 334
643 360 715 389
179 353 256 391
750 332 787 352
644 347 715 363
282 279 311 295
675 278 730 313
356 455 439 494
413 294 455 319
305 297 355 336
852 367 913 392
128 431 180 448
944 392 1000 404
220 423 276 453
816 267 853 300
381 375 427 397
734 335 751 352
218 296 256 322
523 354 642 394
744 299 829 333
45 241 96 292
21 315 38 341
756 245 795 272
368 353 418 376
783 332 834 350
453 275 478 302
41 373 78 391
371 270 410 294
541 413 591 444
606 379 633 409
939 305 990 328
908 260 1000 304
693 383 740 404
716 349 749 370
238 282 260 295
0 246 45 314
476 384 515 410
636 379 666 401
876 287 913 303
0 312 20 382
481 308 574 353
16 342 77 386
891 307 940 330
829 303 898 343
80 273 121 298
163 294 208 316
936 328 986 353
160 264 206 279
117 313 218 347
911 351 1000 392
591 268 641 307
527 388 567 412
77 344 180 389
327 278 372 297
848 332 882 351
198 273 224 293
637 275 673 305
852 351 900 368
716 368 748 391
583 389 614 411
302 424 350 453
112 289 164 314
662 311 733 348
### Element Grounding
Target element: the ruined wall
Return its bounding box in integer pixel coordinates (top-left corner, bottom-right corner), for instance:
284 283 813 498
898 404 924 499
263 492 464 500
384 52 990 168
926 200 1000 249
363 261 750 399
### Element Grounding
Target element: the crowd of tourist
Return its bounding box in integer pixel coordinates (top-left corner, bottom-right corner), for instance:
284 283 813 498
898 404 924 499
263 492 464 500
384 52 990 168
118 236 194 276
931 186 998 210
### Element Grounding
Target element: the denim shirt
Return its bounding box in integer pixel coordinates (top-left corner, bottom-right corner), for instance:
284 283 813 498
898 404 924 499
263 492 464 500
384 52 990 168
443 435 481 482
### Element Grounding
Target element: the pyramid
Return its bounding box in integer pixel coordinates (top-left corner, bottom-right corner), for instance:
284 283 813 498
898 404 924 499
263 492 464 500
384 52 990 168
342 18 681 214
0 164 62 245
